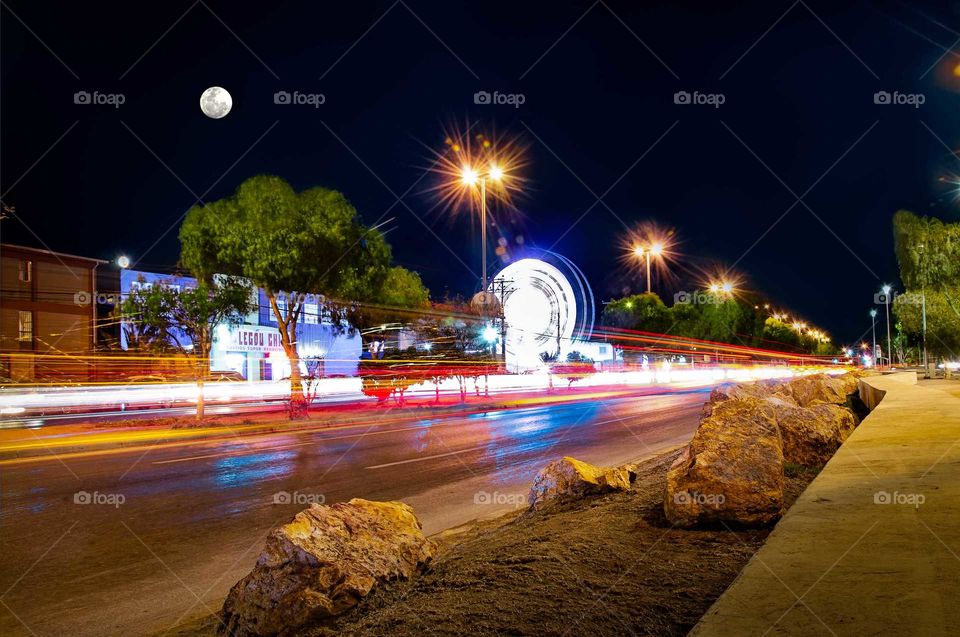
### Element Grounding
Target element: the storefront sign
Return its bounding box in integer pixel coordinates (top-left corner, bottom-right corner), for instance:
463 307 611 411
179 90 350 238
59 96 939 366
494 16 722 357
231 326 285 353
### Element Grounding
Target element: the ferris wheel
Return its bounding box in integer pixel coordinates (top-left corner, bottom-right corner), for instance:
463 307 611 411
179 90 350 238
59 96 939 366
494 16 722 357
490 252 595 371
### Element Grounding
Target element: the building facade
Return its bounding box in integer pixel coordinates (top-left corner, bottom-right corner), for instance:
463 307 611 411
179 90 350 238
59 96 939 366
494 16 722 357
0 244 107 381
118 269 362 381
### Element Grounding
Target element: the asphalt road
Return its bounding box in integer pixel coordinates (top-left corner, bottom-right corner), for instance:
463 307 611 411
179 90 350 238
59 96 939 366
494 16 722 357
0 388 707 637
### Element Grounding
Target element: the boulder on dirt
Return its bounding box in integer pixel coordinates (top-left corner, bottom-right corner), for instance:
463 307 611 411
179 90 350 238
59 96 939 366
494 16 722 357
700 379 787 418
771 399 857 466
219 498 436 637
834 371 863 396
771 373 853 408
665 397 784 527
529 456 631 509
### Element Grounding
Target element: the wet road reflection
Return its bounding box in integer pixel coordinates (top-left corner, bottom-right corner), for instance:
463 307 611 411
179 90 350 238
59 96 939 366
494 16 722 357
0 388 708 637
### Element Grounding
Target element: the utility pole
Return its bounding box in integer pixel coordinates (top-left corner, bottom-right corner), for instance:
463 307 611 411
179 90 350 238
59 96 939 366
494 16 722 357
493 277 512 365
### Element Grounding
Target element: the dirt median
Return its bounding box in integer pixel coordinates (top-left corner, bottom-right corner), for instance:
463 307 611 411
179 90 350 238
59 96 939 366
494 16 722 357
167 448 818 637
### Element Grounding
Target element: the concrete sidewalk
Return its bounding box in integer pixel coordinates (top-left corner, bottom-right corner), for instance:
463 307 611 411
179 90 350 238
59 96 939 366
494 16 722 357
692 373 960 636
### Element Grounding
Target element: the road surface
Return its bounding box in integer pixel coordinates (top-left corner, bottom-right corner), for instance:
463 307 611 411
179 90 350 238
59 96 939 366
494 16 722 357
0 388 707 636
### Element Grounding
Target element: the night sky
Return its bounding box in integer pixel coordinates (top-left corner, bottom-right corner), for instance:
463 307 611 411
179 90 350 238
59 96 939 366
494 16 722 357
2 1 958 346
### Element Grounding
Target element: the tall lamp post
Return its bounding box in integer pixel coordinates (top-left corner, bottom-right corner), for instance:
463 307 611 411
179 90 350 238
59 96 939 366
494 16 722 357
881 285 892 368
461 164 504 292
633 242 664 293
869 308 877 367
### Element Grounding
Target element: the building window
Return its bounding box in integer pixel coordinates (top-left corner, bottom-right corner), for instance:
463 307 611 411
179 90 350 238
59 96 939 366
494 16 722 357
18 260 32 283
17 311 33 342
130 280 153 292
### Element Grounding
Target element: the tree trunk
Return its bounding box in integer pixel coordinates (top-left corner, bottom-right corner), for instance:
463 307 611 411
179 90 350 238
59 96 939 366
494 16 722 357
196 374 205 420
196 339 209 421
268 291 309 420
288 349 308 419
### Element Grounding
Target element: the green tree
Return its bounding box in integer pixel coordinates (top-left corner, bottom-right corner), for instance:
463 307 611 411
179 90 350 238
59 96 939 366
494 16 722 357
119 276 252 419
350 266 430 332
602 293 669 332
761 317 802 351
894 289 960 359
602 289 830 356
180 175 418 417
892 210 960 361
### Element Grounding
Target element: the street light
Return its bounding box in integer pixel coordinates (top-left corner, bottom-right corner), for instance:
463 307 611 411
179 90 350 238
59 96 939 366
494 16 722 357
881 284 892 368
869 308 877 365
633 242 665 293
460 163 506 293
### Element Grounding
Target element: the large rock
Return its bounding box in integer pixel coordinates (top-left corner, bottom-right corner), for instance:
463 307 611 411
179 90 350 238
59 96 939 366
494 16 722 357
219 499 435 637
834 371 862 396
665 397 785 527
529 456 631 509
771 398 857 466
701 380 777 416
772 373 853 408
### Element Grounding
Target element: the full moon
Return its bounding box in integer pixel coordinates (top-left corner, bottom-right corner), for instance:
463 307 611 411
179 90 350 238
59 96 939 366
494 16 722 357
200 86 232 119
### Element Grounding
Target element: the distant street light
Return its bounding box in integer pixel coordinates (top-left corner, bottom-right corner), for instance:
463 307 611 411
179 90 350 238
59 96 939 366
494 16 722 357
869 308 877 365
881 284 892 368
116 255 130 269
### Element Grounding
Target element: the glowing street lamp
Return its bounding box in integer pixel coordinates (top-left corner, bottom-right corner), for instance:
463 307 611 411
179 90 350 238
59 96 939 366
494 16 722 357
708 280 735 298
633 242 664 294
460 163 506 292
869 308 877 363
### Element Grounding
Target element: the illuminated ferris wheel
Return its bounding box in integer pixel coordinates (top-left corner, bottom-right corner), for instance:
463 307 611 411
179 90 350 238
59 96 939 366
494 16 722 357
489 252 595 372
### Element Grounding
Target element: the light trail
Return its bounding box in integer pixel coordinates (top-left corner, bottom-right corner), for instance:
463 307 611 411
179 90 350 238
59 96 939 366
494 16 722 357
0 363 846 427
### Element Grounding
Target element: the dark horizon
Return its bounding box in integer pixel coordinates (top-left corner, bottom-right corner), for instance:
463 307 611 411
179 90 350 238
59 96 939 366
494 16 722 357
2 0 959 346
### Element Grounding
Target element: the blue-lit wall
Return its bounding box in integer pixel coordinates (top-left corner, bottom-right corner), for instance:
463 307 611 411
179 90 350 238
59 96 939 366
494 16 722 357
256 289 361 377
119 271 361 378
119 270 195 350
